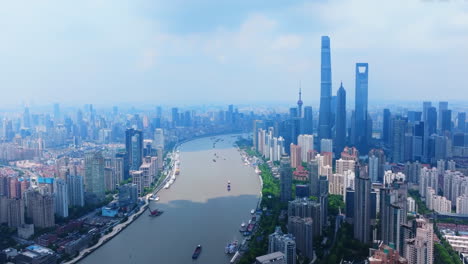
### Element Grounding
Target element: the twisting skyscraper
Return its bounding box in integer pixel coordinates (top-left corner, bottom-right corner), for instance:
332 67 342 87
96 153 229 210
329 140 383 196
354 63 369 152
318 36 332 143
334 82 346 155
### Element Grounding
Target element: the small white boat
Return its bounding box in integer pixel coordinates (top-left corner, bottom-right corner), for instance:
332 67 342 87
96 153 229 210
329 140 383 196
250 209 255 214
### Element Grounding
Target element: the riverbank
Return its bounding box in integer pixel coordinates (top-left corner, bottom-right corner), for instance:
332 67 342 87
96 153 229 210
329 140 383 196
234 146 286 264
64 146 181 264
79 134 261 264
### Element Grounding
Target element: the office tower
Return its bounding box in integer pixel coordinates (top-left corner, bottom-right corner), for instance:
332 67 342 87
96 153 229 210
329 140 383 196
288 216 314 259
53 103 60 122
422 101 432 121
268 227 297 264
407 111 422 123
53 178 68 218
318 36 332 141
280 156 292 202
369 155 379 183
7 198 25 228
279 119 300 154
85 151 105 203
153 128 164 150
289 108 298 119
369 149 386 182
391 116 408 163
303 106 313 135
22 107 31 129
457 112 466 132
412 122 424 161
354 164 371 243
354 63 369 152
319 176 329 227
66 174 84 207
308 159 319 197
290 144 302 169
171 107 179 127
335 83 346 155
383 109 391 144
426 107 437 135
320 139 333 153
441 109 452 134
298 135 314 163
125 128 143 171
29 191 55 228
438 101 448 131
404 217 434 264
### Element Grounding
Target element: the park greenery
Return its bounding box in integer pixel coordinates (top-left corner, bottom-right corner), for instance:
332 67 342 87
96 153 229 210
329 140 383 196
238 160 285 264
408 189 432 215
318 222 369 263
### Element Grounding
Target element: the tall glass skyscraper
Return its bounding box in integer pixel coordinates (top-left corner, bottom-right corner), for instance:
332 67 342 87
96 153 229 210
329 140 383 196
318 36 332 143
334 82 346 155
354 63 369 152
125 128 143 171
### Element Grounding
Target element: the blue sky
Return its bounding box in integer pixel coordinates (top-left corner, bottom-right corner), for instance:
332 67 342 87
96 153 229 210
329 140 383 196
0 0 467 107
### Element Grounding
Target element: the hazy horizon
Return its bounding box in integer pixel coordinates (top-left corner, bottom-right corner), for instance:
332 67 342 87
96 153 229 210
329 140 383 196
1 0 467 107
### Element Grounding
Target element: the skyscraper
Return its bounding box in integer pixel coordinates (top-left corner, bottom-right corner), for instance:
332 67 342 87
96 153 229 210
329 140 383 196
383 109 391 144
280 156 292 202
457 112 466 132
171 107 179 127
422 101 432 122
318 36 332 141
354 164 371 243
125 128 143 171
85 151 105 203
67 174 84 207
268 227 297 264
303 106 313 135
441 109 452 134
308 159 319 197
153 128 164 150
335 83 346 155
354 63 369 152
28 191 55 228
53 178 68 218
438 101 448 131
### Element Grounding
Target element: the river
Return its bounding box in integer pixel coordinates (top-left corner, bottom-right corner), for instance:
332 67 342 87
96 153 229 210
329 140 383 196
80 134 261 264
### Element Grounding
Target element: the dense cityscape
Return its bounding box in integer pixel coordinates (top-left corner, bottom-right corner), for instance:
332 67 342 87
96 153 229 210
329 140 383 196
1 1 467 264
0 33 466 264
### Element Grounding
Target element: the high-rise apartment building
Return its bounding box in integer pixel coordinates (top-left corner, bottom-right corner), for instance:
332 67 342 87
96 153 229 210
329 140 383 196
280 156 292 202
404 217 434 264
268 226 297 264
354 164 371 243
66 174 84 207
53 178 68 218
85 151 105 203
28 190 55 228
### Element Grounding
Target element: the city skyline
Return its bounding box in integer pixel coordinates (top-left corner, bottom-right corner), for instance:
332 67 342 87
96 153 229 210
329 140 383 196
0 0 467 107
